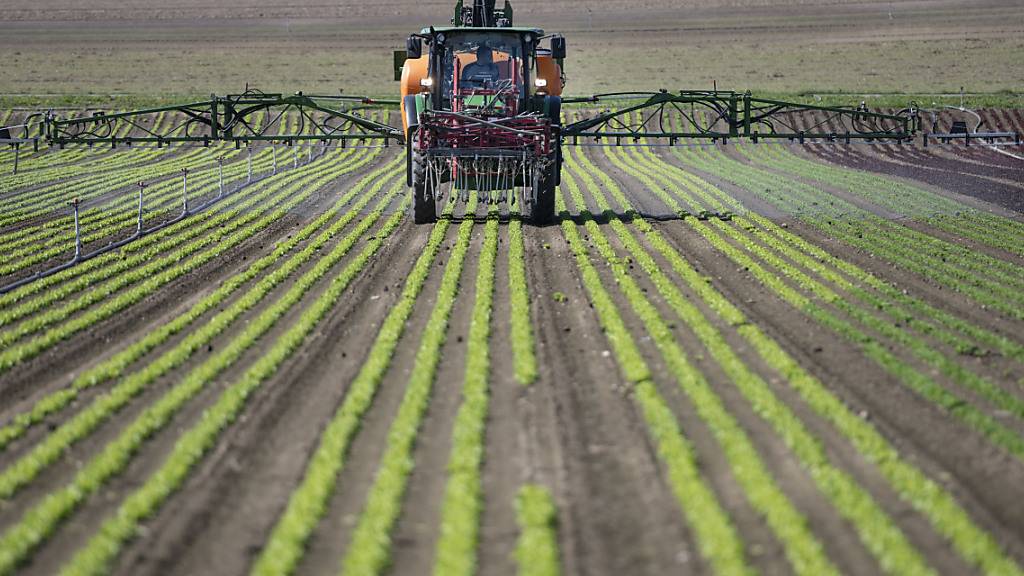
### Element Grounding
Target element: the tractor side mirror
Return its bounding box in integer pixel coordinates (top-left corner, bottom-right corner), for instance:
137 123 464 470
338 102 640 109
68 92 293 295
393 50 407 81
406 37 423 60
551 36 566 60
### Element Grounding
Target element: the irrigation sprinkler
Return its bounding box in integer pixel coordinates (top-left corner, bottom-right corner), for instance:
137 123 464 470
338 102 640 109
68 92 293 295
181 168 190 216
293 144 298 168
136 182 147 236
11 143 19 175
69 198 82 262
247 145 253 183
272 145 278 174
307 144 313 165
217 156 225 198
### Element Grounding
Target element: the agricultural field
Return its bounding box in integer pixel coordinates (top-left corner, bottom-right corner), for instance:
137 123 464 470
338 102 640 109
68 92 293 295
1 0 1023 105
2 0 1024 575
0 104 1023 576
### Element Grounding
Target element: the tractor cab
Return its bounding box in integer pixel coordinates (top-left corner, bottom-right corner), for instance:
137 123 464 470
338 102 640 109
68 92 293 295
398 22 564 134
443 31 525 115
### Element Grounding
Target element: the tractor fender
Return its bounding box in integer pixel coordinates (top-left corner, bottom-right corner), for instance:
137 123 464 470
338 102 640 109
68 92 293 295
544 97 562 186
404 94 421 187
543 95 562 127
406 125 418 187
403 94 420 138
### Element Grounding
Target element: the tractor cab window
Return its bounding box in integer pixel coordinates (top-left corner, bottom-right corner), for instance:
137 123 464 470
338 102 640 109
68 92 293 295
442 33 524 101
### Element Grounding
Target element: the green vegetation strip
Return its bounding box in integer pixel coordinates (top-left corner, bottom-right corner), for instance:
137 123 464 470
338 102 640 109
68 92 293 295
55 189 409 576
0 148 261 262
0 156 398 452
508 204 538 385
562 160 837 576
678 146 1024 319
0 111 290 255
250 201 458 576
0 145 213 230
627 143 1024 364
0 149 376 373
0 144 348 319
515 485 560 576
594 146 1023 576
624 147 1024 425
340 197 479 576
0 145 276 275
0 177 406 576
0 166 400 571
629 147 1024 456
0 144 365 315
745 144 1024 257
432 205 499 576
556 185 753 576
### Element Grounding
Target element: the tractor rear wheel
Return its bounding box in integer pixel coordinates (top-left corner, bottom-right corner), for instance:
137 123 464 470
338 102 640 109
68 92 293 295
411 145 436 224
530 160 556 225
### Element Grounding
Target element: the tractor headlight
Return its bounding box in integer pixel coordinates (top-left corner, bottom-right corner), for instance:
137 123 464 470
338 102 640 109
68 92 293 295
420 77 434 88
534 78 548 88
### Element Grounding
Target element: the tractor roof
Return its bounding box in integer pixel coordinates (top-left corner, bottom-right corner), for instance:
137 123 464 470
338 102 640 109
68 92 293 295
420 26 544 36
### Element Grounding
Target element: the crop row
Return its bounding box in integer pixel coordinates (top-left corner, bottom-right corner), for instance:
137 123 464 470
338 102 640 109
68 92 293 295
514 485 560 576
0 147 381 373
0 111 307 263
0 143 212 227
340 197 480 576
508 203 538 385
591 128 1024 365
0 109 293 234
0 154 369 380
0 109 272 196
743 144 1024 257
676 146 1024 319
0 142 368 316
610 145 1024 456
594 146 945 573
0 110 142 181
587 144 1021 574
60 183 410 576
0 169 408 575
251 196 461 576
0 143 228 254
0 155 399 452
554 178 753 574
562 157 840 574
0 145 278 274
432 205 500 576
0 154 396 500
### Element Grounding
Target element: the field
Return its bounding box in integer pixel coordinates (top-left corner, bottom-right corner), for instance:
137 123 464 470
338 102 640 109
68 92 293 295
0 103 1023 575
1 0 1023 106
2 0 1024 574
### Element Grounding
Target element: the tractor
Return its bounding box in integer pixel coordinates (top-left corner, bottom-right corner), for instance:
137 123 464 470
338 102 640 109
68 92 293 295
397 0 566 223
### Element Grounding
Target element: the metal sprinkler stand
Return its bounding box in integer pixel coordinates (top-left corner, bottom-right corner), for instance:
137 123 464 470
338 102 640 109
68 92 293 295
68 197 82 262
272 145 278 175
136 181 147 236
247 145 253 183
217 156 225 198
181 168 190 216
